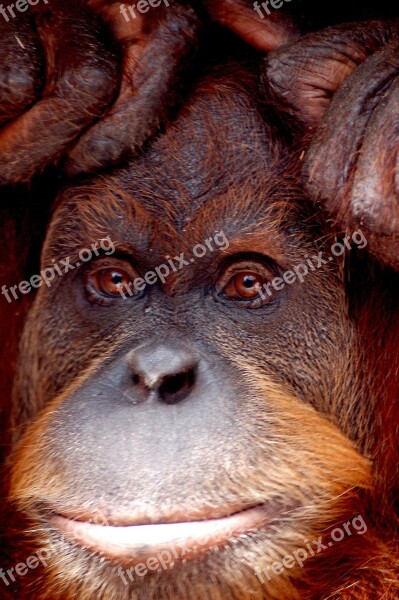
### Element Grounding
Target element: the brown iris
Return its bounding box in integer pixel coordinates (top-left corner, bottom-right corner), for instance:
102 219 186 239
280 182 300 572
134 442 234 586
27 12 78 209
91 268 133 297
223 271 265 300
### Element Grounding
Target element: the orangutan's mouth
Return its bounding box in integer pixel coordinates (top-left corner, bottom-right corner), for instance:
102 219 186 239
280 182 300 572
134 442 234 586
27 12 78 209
51 505 268 565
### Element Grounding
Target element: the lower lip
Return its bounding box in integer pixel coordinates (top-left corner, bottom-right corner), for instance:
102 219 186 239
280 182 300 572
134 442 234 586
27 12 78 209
52 506 268 565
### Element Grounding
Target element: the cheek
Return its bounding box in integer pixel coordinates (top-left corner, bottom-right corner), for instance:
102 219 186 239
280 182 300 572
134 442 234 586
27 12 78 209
201 273 354 411
12 296 110 425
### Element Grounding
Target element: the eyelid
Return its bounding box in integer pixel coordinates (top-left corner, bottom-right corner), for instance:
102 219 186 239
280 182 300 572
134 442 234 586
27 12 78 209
83 259 142 306
214 257 280 308
85 256 139 275
217 259 276 287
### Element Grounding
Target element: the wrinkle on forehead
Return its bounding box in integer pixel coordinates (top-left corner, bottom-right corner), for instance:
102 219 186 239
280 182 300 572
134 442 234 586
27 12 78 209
47 61 305 259
116 61 287 221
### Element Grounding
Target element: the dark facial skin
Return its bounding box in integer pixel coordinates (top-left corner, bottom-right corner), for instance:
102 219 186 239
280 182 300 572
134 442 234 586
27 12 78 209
6 64 395 600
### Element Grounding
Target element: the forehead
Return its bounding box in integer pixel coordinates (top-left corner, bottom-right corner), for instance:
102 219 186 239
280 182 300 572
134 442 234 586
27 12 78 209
47 65 309 258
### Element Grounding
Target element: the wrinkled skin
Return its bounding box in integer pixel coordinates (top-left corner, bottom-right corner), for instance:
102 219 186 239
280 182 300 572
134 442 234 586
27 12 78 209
1 2 399 600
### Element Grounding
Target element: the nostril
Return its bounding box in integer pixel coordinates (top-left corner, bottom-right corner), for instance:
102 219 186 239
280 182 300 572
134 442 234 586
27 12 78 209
158 368 196 405
128 343 199 403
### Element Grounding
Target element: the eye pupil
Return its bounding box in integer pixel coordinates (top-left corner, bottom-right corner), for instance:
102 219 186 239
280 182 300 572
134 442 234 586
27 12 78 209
102 270 128 295
243 275 256 288
234 273 260 298
111 272 124 285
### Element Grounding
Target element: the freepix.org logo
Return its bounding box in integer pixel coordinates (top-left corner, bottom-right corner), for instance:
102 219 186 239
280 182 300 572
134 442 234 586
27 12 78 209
117 230 229 298
1 236 116 303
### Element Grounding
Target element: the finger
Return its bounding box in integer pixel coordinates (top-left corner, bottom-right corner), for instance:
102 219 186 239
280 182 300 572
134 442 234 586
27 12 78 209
264 20 398 128
347 74 399 269
64 1 202 176
262 20 399 269
0 14 44 126
305 38 399 206
301 30 399 269
0 0 121 186
350 75 399 234
204 0 298 51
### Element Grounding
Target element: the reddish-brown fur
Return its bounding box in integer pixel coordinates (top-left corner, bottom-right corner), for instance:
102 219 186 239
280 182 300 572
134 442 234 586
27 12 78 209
1 3 399 600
